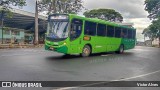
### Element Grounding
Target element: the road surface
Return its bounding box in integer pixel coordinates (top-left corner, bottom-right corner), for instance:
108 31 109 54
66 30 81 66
0 46 160 90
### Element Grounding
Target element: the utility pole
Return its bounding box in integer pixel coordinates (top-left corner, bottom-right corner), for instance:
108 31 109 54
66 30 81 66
34 0 39 45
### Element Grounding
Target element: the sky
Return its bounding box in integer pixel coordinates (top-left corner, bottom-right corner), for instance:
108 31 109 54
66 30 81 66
16 0 151 41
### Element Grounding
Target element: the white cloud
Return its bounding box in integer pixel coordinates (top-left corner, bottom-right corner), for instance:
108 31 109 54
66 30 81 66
83 0 148 18
124 18 151 30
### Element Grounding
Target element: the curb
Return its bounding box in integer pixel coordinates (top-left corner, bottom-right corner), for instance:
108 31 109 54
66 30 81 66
0 44 44 49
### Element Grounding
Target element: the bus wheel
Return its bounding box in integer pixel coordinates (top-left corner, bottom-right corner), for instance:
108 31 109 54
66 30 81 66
81 45 91 57
117 45 124 54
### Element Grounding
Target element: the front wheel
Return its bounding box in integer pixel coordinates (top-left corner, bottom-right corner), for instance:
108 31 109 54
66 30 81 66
81 45 91 57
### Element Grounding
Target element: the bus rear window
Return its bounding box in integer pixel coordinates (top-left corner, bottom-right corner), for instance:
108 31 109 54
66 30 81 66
132 30 136 39
121 28 128 38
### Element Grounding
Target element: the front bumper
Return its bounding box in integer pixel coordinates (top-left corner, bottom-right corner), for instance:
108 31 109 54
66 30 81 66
45 45 68 54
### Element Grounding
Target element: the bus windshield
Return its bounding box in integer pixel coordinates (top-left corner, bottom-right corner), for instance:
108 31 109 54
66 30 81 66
46 21 69 40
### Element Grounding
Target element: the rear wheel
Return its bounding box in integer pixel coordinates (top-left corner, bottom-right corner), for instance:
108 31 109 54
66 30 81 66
116 45 124 54
81 45 91 57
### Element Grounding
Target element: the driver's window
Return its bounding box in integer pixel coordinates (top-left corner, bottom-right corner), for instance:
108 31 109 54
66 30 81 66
70 19 83 41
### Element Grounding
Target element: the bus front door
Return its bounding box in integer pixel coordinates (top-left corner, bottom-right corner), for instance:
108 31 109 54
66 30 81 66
70 19 83 54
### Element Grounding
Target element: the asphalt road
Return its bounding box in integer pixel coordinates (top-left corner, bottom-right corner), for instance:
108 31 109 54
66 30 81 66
0 46 160 90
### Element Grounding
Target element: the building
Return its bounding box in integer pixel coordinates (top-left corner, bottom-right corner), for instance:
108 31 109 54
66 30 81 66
0 8 47 44
0 28 24 43
152 38 159 45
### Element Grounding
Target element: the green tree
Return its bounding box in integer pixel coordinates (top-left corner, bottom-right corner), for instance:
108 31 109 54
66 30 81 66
0 0 26 17
144 0 160 47
37 0 84 15
150 18 160 47
144 0 160 20
83 9 123 22
142 27 154 45
143 17 160 47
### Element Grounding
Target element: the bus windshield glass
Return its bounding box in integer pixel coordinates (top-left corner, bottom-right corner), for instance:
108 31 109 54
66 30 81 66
47 21 69 39
47 16 69 40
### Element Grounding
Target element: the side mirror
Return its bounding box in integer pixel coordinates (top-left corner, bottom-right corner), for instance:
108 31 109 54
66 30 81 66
71 24 73 30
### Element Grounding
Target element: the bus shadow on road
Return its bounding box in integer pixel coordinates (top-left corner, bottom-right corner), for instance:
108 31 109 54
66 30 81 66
122 51 134 56
45 52 117 61
45 50 134 61
46 55 82 60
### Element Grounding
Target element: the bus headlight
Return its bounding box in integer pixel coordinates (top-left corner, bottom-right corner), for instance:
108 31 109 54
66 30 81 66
63 42 67 45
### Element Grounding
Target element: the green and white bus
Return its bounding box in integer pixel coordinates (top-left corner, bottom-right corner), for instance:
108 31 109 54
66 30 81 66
45 14 136 57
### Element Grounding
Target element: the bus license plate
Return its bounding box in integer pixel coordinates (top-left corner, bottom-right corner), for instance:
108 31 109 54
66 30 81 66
50 47 54 50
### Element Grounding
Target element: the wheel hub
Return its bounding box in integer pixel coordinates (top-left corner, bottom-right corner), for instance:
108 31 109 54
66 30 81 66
83 48 89 55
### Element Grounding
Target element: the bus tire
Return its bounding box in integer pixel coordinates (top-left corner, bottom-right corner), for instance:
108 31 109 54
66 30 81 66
117 45 124 54
81 45 91 57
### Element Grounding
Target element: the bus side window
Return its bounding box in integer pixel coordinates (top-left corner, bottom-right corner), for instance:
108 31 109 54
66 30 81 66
115 27 121 38
128 29 132 39
121 28 128 38
84 21 96 36
107 26 115 37
97 24 106 36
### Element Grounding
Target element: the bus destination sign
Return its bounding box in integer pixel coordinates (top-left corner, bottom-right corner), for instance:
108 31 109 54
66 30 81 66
50 15 68 20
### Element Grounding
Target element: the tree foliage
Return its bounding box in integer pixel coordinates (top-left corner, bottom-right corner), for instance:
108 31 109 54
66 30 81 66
83 9 123 22
144 0 160 20
0 0 26 18
144 0 160 47
38 0 84 15
150 18 160 39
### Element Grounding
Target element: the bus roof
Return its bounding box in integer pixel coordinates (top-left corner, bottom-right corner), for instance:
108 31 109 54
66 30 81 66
68 14 136 30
